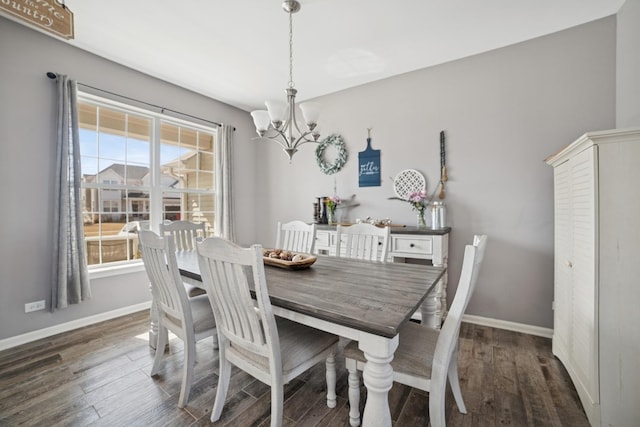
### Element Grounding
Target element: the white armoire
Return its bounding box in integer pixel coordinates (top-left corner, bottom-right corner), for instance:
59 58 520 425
546 128 640 427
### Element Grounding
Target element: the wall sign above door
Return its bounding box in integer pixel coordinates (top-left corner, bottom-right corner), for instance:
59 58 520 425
1 0 74 40
358 129 381 187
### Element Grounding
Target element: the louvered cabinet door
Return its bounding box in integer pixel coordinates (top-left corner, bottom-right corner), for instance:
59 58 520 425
552 159 573 363
551 148 599 415
567 146 599 413
549 144 599 424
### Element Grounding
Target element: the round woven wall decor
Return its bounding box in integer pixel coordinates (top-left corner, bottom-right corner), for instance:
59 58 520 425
316 134 348 175
393 169 426 199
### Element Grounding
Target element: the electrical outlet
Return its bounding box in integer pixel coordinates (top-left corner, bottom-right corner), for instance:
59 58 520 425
25 300 46 313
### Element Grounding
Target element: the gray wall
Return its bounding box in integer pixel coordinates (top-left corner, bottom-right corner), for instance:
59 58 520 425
617 0 640 128
0 17 256 341
0 12 623 342
251 17 616 329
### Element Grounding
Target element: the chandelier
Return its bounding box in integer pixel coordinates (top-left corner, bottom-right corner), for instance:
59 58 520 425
250 0 321 162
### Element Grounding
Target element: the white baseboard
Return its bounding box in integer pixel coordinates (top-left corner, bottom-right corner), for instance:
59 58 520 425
462 314 553 338
0 302 151 351
0 305 552 352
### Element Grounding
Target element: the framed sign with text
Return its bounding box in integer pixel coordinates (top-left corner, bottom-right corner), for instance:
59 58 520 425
1 0 74 40
358 132 381 187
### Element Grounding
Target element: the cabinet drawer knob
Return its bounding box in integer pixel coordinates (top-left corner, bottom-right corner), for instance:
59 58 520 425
410 243 415 248
566 260 573 268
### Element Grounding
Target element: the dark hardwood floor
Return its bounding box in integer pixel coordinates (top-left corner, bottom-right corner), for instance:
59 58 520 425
0 310 589 426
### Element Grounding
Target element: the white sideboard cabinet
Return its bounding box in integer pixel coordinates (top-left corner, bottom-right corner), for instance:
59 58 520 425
315 225 450 329
546 128 640 427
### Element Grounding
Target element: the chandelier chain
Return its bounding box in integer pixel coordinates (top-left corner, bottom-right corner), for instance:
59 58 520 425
288 9 294 88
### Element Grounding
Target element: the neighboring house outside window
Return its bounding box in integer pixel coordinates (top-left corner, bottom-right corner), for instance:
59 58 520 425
78 93 216 267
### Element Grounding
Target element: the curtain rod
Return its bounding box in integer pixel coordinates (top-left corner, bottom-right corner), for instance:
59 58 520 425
46 72 235 131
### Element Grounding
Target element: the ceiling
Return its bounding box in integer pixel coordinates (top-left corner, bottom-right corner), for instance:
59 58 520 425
53 1 625 112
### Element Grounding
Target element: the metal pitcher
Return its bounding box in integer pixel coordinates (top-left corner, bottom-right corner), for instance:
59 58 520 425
430 201 446 229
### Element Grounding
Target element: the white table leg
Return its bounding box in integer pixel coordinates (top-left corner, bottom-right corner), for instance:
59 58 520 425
421 277 444 329
149 291 159 349
432 235 449 323
439 267 448 322
326 352 337 408
148 288 168 350
358 333 399 427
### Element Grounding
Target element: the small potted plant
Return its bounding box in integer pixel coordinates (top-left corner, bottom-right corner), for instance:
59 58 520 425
324 196 341 224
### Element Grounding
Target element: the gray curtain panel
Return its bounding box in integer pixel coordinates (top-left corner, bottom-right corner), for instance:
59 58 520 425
51 74 91 310
214 124 235 241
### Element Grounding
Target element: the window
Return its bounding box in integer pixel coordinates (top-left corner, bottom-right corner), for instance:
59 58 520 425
78 94 217 266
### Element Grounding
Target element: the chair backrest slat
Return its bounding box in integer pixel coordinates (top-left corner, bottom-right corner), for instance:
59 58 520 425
197 238 279 358
276 221 317 253
160 221 206 251
336 223 390 262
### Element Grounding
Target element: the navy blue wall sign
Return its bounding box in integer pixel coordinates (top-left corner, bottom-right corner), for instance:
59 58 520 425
358 134 381 187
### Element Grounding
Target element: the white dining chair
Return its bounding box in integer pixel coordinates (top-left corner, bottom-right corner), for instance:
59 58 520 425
343 235 488 427
160 220 207 297
160 220 206 251
138 230 218 409
275 220 317 253
196 237 339 426
336 223 390 262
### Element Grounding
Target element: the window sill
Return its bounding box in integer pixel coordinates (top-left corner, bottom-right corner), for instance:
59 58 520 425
88 261 146 280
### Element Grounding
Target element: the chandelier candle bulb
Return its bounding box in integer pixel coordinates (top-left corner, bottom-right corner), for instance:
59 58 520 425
300 102 321 128
265 100 287 127
250 111 271 135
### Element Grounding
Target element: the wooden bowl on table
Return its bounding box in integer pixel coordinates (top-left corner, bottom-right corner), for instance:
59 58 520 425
262 248 317 270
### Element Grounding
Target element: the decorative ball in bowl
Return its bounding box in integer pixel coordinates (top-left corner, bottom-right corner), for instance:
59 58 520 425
262 248 317 270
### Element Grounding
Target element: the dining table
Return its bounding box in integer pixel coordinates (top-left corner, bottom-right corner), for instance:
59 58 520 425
172 251 445 427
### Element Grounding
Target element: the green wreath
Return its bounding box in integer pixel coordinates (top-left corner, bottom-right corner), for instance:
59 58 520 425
316 134 348 175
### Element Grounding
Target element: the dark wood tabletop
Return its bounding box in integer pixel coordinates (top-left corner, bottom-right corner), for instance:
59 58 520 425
176 253 445 338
